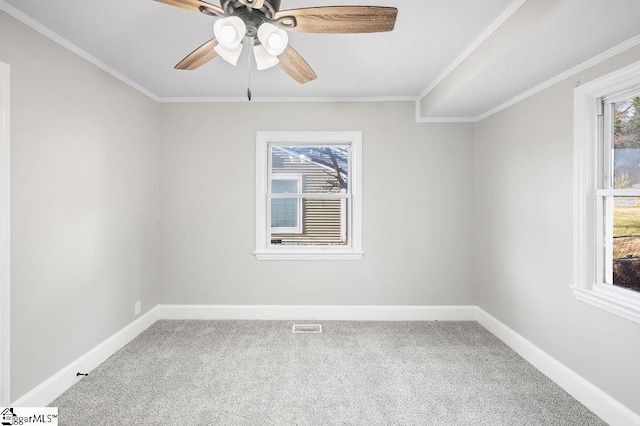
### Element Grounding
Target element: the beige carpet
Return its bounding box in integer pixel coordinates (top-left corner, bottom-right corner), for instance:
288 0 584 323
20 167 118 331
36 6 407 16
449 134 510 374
51 320 605 425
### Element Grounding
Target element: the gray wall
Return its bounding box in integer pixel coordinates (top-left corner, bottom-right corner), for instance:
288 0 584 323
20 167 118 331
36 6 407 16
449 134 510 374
0 11 160 400
160 102 476 306
476 45 640 413
8 1 640 414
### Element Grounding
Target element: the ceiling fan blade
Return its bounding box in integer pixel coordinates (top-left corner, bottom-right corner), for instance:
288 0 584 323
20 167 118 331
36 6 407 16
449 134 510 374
235 0 265 9
274 6 398 33
278 45 317 84
153 0 224 16
175 38 219 70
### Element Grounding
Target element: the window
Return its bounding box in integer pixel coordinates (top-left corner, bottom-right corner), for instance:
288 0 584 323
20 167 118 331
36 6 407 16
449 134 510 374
271 174 302 234
573 60 640 323
255 131 362 260
599 95 640 293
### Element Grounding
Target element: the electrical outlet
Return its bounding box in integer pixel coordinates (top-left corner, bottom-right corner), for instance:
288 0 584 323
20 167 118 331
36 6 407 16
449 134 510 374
134 301 141 316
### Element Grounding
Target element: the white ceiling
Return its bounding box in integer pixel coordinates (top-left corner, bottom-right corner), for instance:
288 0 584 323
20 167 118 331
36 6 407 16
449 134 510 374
2 0 640 119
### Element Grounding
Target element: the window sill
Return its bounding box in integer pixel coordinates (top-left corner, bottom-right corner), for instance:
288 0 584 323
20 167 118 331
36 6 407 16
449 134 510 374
254 249 364 261
572 283 640 324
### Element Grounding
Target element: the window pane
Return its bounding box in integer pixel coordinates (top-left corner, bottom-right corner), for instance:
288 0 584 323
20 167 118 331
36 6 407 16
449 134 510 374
612 196 640 292
613 97 640 189
271 198 299 229
271 146 349 193
270 197 348 246
272 179 298 194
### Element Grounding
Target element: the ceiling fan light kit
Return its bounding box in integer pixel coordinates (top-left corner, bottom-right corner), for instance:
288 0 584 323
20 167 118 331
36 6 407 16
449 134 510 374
213 16 246 49
253 44 280 70
214 42 243 66
257 22 288 56
155 0 398 86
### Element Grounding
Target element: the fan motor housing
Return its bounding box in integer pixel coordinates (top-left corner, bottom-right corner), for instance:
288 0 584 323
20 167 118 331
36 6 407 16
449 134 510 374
223 0 281 16
218 0 284 37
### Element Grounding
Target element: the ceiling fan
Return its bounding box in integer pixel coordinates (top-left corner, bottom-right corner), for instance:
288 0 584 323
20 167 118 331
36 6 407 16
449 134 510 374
154 0 398 85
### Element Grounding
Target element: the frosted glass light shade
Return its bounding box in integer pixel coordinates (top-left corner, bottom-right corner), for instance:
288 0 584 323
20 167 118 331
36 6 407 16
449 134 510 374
254 44 279 70
257 23 288 56
214 43 243 66
214 17 246 49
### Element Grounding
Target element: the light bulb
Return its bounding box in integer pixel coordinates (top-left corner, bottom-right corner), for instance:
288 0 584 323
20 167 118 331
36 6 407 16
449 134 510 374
257 23 288 57
219 26 236 44
267 33 284 51
214 17 246 50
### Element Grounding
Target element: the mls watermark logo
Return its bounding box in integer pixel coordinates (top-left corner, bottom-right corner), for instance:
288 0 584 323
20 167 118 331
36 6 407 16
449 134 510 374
1 407 58 425
1 408 14 425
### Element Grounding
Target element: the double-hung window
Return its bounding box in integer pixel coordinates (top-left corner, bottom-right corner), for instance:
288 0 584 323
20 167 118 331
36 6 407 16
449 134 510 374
574 61 640 323
270 174 303 234
598 93 640 293
255 131 363 260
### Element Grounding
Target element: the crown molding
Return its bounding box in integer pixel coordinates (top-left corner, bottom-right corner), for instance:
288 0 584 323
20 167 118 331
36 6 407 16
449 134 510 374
159 96 416 103
416 116 476 123
3 1 639 125
416 33 640 123
0 1 159 102
417 0 527 101
474 33 640 122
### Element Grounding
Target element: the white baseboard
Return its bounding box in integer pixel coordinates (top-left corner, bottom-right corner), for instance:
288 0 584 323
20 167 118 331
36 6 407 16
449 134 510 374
476 308 640 426
158 304 478 321
9 304 474 407
12 303 640 426
12 306 160 407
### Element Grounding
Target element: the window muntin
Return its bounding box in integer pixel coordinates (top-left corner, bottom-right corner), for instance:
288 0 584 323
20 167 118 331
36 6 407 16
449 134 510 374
255 131 362 260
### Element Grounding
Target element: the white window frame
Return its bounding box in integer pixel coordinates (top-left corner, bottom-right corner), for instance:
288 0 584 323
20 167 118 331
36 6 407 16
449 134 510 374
270 173 303 234
255 131 363 260
0 62 10 406
573 60 640 324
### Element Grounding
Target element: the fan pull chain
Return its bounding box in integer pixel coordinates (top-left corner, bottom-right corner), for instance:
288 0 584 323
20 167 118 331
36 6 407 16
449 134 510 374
247 36 253 101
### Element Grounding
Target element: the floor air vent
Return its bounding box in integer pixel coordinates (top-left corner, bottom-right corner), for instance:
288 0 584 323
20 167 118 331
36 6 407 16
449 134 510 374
292 324 322 333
